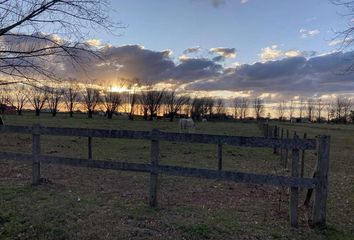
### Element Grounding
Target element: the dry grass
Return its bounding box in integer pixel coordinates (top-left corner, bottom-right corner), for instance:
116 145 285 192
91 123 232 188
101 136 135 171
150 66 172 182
0 113 353 239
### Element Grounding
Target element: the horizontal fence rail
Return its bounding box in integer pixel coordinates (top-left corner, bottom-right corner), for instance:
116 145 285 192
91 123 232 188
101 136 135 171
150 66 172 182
0 125 316 150
0 152 317 189
0 124 329 229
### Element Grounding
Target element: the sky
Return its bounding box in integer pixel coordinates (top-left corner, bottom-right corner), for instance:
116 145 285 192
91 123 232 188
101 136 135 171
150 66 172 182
3 0 353 105
65 0 352 103
100 0 348 65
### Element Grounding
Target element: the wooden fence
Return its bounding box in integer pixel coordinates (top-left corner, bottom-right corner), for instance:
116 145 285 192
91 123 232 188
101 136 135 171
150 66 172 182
0 124 330 228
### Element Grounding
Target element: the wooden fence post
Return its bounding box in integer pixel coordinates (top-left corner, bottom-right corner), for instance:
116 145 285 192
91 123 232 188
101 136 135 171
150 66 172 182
217 143 223 171
301 133 307 179
88 136 93 160
284 129 289 168
312 135 330 228
290 134 300 228
280 128 284 165
32 124 41 185
273 126 278 154
149 128 160 207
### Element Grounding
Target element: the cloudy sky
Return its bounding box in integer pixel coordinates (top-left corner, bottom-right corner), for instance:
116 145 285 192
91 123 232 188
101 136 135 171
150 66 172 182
68 0 354 101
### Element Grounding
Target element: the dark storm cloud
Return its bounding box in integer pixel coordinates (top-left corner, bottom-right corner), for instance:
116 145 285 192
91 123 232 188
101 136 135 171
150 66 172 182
165 57 223 82
187 51 354 94
99 45 175 82
60 45 223 84
5 31 353 97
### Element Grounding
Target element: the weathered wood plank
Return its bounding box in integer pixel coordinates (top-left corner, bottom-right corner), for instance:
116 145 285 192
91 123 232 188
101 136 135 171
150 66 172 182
290 135 300 228
149 129 159 207
217 143 223 171
273 126 278 154
0 125 317 150
0 125 32 134
39 155 152 172
280 128 284 165
312 135 330 228
0 152 33 162
32 124 41 185
301 133 307 179
159 132 316 150
0 152 317 189
39 127 151 140
156 165 316 189
88 137 93 160
284 129 289 168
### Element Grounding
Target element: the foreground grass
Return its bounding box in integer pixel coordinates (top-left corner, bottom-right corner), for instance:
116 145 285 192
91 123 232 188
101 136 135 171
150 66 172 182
0 113 353 239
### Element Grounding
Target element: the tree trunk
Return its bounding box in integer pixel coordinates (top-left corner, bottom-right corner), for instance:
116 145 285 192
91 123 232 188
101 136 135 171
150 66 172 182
88 110 93 118
69 110 74 117
17 110 22 116
52 111 57 117
107 111 113 119
35 109 40 116
143 109 148 120
169 113 175 122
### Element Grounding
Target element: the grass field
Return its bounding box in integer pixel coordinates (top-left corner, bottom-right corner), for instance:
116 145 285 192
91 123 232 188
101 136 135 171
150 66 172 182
0 113 354 239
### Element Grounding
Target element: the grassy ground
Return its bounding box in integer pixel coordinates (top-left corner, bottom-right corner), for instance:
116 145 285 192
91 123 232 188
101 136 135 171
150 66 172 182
0 113 353 239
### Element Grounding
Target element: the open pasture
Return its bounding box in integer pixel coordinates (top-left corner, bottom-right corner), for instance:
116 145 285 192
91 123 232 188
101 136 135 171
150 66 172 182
0 114 353 239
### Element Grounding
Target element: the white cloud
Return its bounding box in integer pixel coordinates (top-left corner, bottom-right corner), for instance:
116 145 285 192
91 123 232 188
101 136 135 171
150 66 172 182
259 45 282 61
86 39 102 47
300 28 320 38
329 39 343 46
259 45 317 61
240 0 249 3
284 50 302 57
210 47 236 58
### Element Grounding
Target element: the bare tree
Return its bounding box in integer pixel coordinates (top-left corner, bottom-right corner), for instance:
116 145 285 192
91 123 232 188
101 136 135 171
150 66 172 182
82 87 101 118
63 84 79 117
191 97 206 121
316 98 325 122
0 86 11 114
121 89 139 120
240 98 249 119
139 88 165 121
28 87 48 116
233 97 242 119
48 87 63 117
298 99 306 119
165 90 190 121
335 97 345 120
205 97 214 119
253 98 264 120
288 100 294 120
277 101 286 120
343 97 352 123
0 0 118 86
307 99 315 122
13 84 28 115
325 101 335 122
102 90 121 119
215 98 225 115
331 1 354 52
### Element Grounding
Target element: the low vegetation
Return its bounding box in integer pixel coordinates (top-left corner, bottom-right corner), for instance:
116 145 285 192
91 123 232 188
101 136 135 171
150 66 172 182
0 113 353 239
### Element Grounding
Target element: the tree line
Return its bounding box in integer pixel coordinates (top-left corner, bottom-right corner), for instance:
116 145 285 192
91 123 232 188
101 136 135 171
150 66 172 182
1 84 354 124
